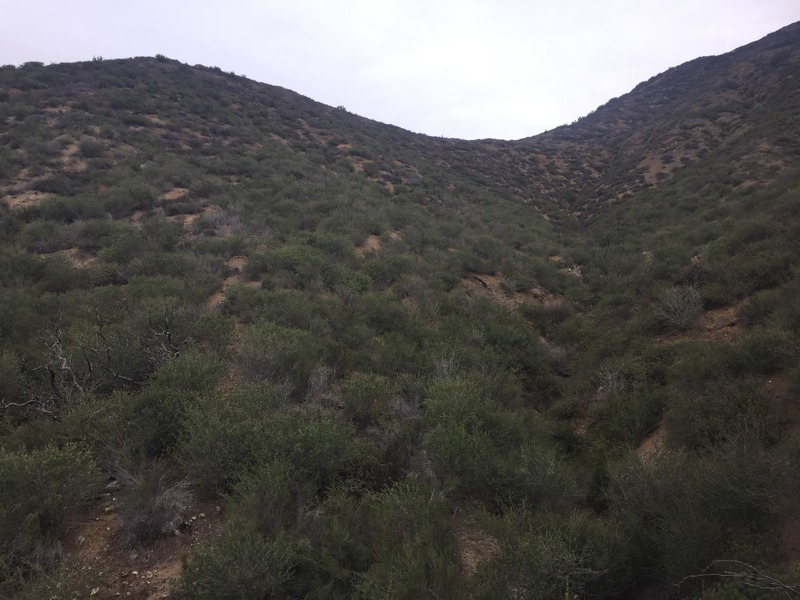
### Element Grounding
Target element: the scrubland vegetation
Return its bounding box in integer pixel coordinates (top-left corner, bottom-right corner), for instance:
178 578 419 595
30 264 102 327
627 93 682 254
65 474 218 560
2 22 800 598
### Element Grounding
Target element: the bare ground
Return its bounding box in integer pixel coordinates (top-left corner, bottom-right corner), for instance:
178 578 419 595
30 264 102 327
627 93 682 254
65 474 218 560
61 493 221 600
461 272 553 310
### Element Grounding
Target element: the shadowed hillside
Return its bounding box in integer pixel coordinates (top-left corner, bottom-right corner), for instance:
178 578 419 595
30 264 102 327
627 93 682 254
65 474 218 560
2 22 800 600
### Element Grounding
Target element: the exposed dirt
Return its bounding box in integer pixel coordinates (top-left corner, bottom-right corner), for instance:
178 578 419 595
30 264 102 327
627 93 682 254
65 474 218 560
205 255 259 311
696 305 742 340
41 246 97 269
636 423 667 461
354 234 381 258
660 304 743 343
61 141 88 173
61 492 221 600
456 523 499 578
160 187 189 201
346 155 373 173
3 189 51 210
462 273 553 310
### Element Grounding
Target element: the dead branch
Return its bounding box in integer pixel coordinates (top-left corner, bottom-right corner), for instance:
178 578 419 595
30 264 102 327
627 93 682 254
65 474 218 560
678 560 800 598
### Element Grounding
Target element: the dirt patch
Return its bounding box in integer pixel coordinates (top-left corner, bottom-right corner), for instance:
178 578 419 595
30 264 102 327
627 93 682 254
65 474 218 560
697 305 742 340
41 247 97 269
355 234 381 258
561 265 583 278
456 524 499 578
129 210 148 227
462 273 553 310
660 304 743 343
61 492 221 600
636 423 667 461
269 133 292 149
347 156 373 173
160 187 189 201
3 189 51 210
62 142 88 173
206 255 258 311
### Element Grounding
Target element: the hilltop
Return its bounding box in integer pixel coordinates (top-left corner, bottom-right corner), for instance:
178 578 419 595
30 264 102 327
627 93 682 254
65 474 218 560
1 22 800 599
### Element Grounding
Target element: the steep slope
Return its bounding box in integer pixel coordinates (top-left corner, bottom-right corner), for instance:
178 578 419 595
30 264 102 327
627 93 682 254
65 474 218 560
2 22 800 600
466 21 800 216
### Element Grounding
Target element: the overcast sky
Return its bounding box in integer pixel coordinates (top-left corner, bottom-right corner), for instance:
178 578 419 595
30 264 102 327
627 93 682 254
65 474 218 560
2 1 799 140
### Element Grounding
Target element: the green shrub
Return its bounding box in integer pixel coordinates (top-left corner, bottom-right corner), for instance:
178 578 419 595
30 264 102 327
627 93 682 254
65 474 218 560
341 372 396 427
606 441 795 587
84 347 220 446
353 477 464 600
473 510 631 599
177 383 287 494
0 443 103 567
259 405 377 492
237 321 338 395
150 349 226 394
122 387 195 459
78 138 104 158
421 378 570 505
736 288 780 327
178 529 301 600
588 388 665 451
187 313 236 349
665 378 777 450
6 557 104 600
727 327 794 375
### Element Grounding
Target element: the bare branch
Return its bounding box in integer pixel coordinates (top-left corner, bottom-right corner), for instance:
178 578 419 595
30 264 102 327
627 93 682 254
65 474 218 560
678 560 800 598
0 397 55 417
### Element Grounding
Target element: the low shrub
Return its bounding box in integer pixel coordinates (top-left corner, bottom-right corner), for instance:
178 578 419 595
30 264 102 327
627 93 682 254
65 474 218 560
177 383 287 495
655 285 703 331
341 372 396 427
473 509 632 599
605 441 795 587
177 529 301 600
117 460 193 547
727 327 794 375
0 443 103 568
665 378 776 450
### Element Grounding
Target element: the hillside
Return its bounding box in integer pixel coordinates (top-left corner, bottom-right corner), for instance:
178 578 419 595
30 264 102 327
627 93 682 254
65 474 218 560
1 22 800 599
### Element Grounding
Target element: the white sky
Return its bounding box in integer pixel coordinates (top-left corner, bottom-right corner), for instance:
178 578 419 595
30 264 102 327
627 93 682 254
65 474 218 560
2 1 799 140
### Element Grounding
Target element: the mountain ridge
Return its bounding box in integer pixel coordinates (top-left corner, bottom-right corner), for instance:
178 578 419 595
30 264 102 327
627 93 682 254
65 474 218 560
3 20 799 222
